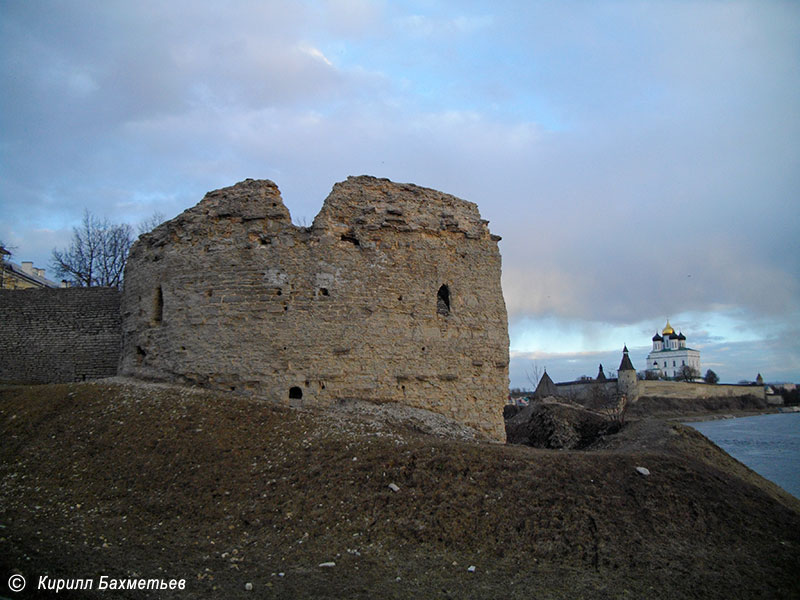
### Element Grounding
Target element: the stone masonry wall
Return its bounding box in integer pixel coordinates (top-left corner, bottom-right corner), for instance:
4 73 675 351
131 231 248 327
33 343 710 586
639 380 766 401
0 288 121 383
556 380 620 402
556 379 766 403
119 176 509 441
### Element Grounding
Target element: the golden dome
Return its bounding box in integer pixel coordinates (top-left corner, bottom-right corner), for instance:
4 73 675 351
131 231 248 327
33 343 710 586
662 320 674 335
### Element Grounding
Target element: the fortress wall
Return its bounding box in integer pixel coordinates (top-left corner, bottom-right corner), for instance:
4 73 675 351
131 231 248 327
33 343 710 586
0 288 121 383
119 177 509 440
554 379 765 404
639 380 765 400
556 380 619 401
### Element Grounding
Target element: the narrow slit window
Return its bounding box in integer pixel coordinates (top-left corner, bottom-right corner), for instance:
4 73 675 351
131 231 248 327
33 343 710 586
152 286 163 325
437 284 450 316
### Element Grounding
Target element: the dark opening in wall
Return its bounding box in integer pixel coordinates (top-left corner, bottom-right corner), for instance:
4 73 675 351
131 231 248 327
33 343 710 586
437 284 451 316
289 386 303 400
319 287 329 296
341 231 360 246
152 286 163 325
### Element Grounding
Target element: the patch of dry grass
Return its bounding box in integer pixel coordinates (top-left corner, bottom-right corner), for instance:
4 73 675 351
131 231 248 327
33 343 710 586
1 381 799 599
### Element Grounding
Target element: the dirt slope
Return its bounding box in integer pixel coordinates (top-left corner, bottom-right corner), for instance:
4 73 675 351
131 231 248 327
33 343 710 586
1 380 799 599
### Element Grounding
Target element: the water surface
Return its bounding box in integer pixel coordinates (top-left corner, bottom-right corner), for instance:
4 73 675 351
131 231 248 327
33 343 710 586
688 412 800 498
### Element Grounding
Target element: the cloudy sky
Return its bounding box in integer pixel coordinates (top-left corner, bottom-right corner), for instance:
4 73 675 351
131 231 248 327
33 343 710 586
2 1 798 386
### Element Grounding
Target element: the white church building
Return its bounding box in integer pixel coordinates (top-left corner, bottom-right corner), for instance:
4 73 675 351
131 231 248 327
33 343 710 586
646 320 701 379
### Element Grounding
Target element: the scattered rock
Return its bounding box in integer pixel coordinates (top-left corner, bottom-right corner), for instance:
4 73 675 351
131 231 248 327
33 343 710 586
244 582 253 591
636 466 651 476
467 565 477 573
332 400 484 442
319 562 336 568
388 483 400 492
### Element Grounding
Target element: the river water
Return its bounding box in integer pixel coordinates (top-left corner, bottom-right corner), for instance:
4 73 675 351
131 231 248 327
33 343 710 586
687 412 800 499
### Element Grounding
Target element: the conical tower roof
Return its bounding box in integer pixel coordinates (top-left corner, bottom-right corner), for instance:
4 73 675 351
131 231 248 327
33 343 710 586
618 345 635 372
533 370 559 398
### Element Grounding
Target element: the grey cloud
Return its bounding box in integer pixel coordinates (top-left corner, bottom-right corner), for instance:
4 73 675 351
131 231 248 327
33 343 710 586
1 1 797 381
319 0 385 37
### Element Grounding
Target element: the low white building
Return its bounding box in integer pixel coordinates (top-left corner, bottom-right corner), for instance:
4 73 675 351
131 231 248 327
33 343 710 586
646 320 700 379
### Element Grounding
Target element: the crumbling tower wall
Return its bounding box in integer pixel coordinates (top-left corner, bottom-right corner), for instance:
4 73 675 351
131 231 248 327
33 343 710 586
119 176 509 440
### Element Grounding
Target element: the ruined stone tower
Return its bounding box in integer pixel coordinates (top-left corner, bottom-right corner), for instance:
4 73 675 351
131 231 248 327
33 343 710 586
119 176 509 440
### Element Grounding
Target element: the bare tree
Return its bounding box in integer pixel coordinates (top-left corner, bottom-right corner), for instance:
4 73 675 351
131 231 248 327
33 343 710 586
526 361 543 391
601 394 628 428
676 364 700 382
0 240 15 263
51 210 134 288
584 381 614 409
137 211 166 235
0 241 11 288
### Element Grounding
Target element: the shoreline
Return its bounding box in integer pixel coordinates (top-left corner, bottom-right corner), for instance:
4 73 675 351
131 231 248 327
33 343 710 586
680 409 800 501
671 407 786 423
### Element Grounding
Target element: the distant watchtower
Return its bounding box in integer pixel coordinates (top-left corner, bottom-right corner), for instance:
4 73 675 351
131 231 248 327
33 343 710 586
617 345 639 402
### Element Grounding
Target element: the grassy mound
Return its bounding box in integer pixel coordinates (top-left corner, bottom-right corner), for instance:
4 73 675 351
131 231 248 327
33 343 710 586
1 381 799 599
